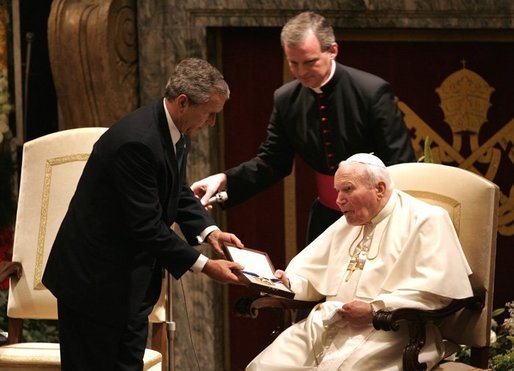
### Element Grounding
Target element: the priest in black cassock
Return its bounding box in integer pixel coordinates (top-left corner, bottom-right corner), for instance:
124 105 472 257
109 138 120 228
191 11 416 244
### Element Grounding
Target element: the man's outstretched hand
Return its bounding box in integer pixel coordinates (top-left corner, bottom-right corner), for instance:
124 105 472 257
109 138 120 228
190 173 227 210
207 229 244 256
202 259 245 284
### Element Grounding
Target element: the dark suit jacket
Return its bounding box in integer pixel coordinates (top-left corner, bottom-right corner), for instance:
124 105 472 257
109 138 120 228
225 62 416 206
43 100 215 326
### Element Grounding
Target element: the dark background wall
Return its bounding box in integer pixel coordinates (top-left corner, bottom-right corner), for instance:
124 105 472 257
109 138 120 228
9 0 56 142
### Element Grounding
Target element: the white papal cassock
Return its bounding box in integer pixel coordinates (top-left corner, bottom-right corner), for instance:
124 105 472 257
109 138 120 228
246 189 473 371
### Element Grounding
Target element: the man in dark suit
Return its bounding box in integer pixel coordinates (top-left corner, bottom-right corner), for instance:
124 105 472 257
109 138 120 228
191 11 416 244
43 58 244 371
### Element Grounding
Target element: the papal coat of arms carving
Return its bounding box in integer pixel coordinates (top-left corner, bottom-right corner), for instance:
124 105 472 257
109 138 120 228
400 63 513 237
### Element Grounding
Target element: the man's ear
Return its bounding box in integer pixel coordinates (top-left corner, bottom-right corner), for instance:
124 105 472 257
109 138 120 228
329 42 339 59
177 94 188 109
376 181 386 198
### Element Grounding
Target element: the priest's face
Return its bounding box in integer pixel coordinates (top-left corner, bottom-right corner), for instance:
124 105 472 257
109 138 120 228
283 33 338 89
334 164 384 226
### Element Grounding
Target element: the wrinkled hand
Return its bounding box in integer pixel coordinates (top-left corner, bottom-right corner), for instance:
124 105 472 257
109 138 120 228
202 259 245 285
190 173 227 210
274 269 290 288
337 300 374 328
207 229 244 256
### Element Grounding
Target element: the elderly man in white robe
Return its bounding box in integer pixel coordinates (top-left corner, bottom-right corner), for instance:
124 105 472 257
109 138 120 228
246 153 473 371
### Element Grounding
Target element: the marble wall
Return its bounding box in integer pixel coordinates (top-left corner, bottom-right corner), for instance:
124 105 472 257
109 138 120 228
137 0 514 103
136 1 513 369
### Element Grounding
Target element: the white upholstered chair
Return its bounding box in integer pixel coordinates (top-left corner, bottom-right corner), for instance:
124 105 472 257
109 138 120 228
0 128 164 370
372 162 499 371
236 162 499 371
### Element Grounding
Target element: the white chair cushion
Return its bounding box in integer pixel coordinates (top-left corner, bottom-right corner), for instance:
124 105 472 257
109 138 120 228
143 348 162 370
0 342 162 370
0 342 60 369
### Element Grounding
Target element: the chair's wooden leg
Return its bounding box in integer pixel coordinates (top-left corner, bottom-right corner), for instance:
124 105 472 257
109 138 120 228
403 321 427 371
7 317 23 344
470 347 490 369
151 322 167 368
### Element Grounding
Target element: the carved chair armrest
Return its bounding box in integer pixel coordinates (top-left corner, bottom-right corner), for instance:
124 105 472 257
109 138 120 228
0 261 22 282
372 295 484 371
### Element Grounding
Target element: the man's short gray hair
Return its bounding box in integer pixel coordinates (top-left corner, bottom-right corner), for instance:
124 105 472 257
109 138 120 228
280 11 335 52
164 58 230 105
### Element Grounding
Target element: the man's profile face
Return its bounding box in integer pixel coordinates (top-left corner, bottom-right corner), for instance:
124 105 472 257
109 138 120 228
178 93 226 138
284 32 337 89
334 164 382 226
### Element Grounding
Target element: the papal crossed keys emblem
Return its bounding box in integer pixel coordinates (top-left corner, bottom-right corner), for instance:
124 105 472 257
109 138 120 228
398 62 514 237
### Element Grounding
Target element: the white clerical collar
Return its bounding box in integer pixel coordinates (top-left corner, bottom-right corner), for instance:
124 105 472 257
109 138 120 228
311 60 336 94
163 98 181 154
371 190 398 226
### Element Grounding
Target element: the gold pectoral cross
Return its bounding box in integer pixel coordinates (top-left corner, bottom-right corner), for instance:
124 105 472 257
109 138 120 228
345 258 358 282
345 252 367 282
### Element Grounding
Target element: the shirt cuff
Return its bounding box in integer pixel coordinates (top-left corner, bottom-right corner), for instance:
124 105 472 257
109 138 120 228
190 254 209 273
196 225 220 244
370 300 385 312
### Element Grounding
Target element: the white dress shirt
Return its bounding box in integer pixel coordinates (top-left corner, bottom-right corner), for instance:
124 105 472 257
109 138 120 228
163 99 219 272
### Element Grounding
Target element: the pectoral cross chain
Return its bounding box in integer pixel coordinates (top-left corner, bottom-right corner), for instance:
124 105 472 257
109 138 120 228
345 223 375 282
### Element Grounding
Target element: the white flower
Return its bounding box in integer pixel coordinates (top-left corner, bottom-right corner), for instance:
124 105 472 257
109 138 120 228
490 329 497 344
503 301 514 336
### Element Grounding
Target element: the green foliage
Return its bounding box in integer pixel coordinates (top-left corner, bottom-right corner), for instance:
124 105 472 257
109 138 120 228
455 343 471 365
491 350 514 371
490 334 514 371
417 136 434 163
0 64 15 230
456 302 514 370
423 136 433 163
0 289 7 331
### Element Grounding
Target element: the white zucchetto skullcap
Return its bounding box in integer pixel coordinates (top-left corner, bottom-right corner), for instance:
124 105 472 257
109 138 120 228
342 153 386 168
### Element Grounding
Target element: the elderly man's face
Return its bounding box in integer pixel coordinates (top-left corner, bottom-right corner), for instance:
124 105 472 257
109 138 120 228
334 164 384 226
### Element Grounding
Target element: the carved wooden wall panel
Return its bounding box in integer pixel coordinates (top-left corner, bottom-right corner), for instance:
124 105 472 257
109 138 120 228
48 0 138 129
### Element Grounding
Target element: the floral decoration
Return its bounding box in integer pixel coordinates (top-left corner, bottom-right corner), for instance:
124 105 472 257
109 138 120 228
456 301 514 370
0 68 14 291
0 65 15 229
488 302 514 370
